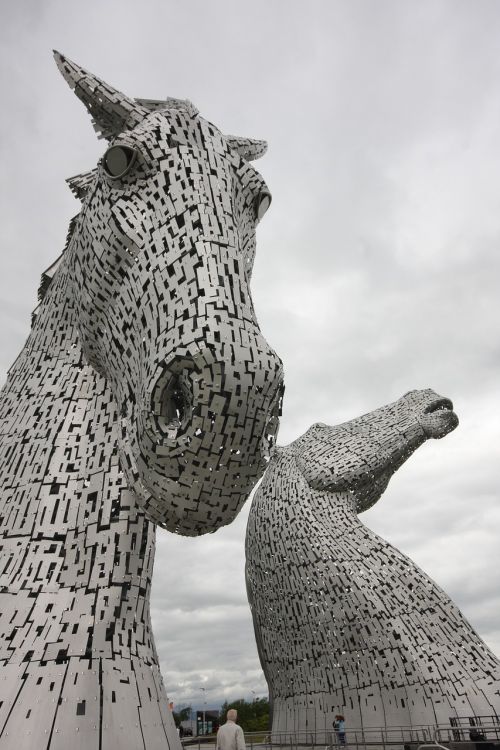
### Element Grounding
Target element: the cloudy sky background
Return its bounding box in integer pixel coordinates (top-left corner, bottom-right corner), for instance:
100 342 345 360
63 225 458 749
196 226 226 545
1 0 499 714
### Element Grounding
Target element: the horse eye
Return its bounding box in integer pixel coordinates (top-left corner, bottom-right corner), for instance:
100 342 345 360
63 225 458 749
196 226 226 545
254 190 272 220
103 145 137 178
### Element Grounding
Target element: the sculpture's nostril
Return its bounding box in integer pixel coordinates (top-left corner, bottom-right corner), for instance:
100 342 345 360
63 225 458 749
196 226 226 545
152 370 193 435
160 375 186 425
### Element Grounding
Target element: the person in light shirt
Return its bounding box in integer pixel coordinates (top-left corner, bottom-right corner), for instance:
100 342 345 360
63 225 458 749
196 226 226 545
216 709 246 750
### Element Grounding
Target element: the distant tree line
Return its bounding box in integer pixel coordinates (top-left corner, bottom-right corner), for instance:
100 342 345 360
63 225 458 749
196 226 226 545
219 697 270 732
172 705 191 728
172 696 270 734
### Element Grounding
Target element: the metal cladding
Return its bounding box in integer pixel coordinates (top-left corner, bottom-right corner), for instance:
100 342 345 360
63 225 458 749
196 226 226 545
246 390 500 735
0 52 283 749
52 51 283 535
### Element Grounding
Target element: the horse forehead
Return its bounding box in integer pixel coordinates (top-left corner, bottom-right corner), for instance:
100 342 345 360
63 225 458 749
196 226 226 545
134 109 225 151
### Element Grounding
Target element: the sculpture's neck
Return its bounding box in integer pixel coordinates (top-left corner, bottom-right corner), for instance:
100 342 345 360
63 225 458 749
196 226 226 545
0 264 157 666
2 265 78 423
265 451 358 524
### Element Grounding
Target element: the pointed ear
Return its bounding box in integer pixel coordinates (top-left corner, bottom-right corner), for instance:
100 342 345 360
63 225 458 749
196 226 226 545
226 135 268 161
53 51 149 141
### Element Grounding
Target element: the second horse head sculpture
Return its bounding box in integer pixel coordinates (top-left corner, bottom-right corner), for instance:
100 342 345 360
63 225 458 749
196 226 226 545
246 390 499 734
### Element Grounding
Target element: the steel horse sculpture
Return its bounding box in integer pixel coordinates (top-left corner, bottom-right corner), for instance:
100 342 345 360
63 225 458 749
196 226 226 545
246 390 500 736
0 53 283 749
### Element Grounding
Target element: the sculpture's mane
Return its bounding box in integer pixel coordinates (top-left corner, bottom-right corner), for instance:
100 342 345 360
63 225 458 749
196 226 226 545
36 214 79 311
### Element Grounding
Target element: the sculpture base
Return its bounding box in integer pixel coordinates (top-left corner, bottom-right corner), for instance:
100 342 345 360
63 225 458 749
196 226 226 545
0 655 179 749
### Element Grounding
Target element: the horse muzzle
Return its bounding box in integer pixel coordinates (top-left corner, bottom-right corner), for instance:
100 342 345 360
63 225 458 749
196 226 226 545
130 339 284 534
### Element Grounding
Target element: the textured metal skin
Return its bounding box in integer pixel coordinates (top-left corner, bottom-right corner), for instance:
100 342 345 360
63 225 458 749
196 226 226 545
246 390 500 735
0 53 283 749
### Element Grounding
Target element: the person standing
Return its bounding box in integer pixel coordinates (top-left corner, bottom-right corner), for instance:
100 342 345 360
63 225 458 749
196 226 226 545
216 709 246 750
333 715 346 746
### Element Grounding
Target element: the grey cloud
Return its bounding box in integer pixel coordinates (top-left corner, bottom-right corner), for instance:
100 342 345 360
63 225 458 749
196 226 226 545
1 0 499 714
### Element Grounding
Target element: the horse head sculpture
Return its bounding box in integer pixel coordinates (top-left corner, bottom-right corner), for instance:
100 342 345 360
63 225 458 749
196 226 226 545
0 54 284 749
54 52 284 535
245 390 500 737
293 388 458 511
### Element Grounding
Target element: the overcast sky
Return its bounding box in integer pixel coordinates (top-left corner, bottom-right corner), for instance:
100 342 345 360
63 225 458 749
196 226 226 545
1 0 499 714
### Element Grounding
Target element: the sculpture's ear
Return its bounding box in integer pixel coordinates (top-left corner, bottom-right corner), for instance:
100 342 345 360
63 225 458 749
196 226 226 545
53 51 149 141
226 135 268 161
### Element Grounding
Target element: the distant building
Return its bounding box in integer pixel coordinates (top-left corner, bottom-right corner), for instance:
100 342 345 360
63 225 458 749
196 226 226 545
196 709 220 735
